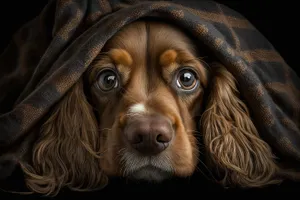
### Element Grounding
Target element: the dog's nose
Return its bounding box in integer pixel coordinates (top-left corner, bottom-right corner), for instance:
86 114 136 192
124 115 173 155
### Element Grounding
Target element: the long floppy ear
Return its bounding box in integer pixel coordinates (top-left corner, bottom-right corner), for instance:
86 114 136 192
21 79 107 196
201 63 281 188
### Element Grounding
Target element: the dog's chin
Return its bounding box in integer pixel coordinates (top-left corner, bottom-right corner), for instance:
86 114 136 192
128 165 173 182
120 150 174 182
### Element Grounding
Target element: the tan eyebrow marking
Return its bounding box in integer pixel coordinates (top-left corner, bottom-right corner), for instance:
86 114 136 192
109 48 133 67
88 49 133 85
159 49 178 67
159 49 208 87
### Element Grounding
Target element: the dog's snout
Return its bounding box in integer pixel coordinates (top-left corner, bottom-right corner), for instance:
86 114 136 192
124 115 173 155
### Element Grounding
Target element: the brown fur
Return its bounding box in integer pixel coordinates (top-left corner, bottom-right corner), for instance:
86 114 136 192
19 21 287 196
21 80 108 196
200 63 281 187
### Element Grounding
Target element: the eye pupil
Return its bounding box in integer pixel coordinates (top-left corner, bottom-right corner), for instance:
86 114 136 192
176 68 198 91
180 72 193 86
97 70 119 91
104 75 116 86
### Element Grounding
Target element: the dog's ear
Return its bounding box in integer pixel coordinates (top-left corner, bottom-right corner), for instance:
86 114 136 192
21 79 107 196
200 63 281 187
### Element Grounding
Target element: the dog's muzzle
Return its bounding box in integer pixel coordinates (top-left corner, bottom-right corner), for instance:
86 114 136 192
123 114 174 155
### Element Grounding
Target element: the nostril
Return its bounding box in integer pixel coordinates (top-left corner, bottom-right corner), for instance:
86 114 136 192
156 134 164 143
137 134 143 143
155 133 171 151
132 133 143 144
156 133 171 143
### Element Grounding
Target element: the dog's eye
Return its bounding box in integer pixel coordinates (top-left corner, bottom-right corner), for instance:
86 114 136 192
96 69 119 92
175 68 199 91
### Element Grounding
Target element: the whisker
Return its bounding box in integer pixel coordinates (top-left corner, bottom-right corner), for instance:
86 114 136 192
87 144 121 159
99 128 112 132
196 157 218 181
90 52 110 62
95 144 123 157
116 148 128 176
193 56 211 70
186 129 201 134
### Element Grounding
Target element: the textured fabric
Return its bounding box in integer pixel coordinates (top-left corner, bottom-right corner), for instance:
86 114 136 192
0 0 299 180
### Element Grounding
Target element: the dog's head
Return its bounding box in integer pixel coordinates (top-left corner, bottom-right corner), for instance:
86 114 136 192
86 21 209 181
21 20 281 195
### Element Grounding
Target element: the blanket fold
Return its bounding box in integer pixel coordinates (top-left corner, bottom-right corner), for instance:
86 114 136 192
0 0 299 180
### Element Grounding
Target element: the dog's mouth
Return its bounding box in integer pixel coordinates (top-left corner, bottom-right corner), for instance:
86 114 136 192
126 164 173 182
120 150 174 182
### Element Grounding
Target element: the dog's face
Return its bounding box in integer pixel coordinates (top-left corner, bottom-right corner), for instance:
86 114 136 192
87 21 208 181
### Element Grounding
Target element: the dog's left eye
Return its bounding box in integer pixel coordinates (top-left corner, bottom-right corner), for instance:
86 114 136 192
96 69 119 92
175 68 199 91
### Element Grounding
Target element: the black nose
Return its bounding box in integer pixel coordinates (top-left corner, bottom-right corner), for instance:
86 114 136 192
124 115 173 155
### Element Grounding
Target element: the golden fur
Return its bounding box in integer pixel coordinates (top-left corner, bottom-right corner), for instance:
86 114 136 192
201 63 281 187
19 20 287 196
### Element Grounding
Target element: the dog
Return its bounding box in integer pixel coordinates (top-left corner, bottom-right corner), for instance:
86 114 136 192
20 20 282 195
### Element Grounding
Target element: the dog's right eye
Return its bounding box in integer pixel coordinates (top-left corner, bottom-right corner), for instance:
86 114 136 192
96 69 119 92
173 68 199 93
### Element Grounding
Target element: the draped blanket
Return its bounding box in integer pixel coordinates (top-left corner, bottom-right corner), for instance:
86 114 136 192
0 0 299 180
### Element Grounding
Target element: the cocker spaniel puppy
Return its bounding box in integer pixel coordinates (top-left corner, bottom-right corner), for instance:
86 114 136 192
21 20 281 195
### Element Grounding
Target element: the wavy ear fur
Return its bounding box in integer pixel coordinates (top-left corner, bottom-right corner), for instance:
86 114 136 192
21 79 107 196
201 63 281 187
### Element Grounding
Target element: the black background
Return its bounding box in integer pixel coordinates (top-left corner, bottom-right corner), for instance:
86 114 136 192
0 0 299 198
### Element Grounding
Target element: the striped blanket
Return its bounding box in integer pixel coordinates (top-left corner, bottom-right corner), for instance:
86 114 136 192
0 0 299 181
